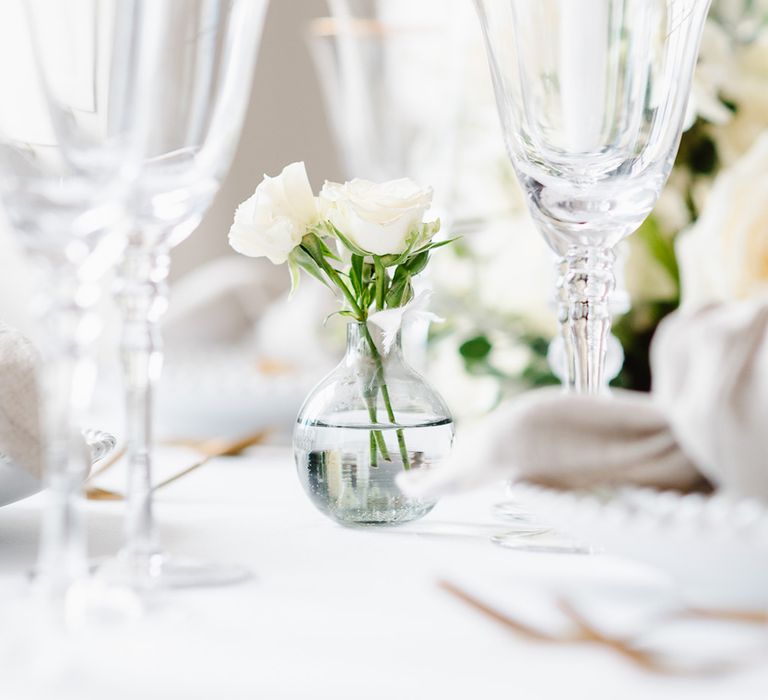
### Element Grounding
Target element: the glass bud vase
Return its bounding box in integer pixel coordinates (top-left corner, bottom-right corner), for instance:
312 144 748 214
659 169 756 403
294 321 454 526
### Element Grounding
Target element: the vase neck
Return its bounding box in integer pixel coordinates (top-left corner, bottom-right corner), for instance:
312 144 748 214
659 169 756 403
346 322 402 364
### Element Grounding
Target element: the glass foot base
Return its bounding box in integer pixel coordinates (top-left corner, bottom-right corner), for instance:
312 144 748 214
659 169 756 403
491 500 553 535
491 529 593 555
96 551 253 590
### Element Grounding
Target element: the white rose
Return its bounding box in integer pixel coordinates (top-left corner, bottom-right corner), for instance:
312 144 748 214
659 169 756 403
685 21 734 129
474 215 558 335
716 33 768 166
320 178 433 256
427 337 499 420
653 169 693 234
677 132 768 308
229 162 320 265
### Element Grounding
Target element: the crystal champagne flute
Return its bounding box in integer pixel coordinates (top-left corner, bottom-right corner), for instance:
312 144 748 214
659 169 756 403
308 0 467 368
0 0 159 597
106 0 269 589
474 0 712 393
308 0 465 197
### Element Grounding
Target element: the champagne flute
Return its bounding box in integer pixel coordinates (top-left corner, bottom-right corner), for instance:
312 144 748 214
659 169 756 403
308 0 467 368
104 0 270 589
0 0 159 598
474 0 711 394
308 0 465 202
475 0 711 551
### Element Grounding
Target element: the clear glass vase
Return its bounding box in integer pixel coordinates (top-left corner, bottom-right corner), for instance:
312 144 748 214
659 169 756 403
294 322 454 526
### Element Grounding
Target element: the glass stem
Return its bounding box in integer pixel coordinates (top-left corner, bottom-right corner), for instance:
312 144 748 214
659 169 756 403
560 246 615 394
117 242 170 564
34 270 100 596
555 257 576 392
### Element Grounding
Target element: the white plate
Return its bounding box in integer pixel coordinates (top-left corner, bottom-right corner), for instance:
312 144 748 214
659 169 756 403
156 347 320 440
513 483 768 610
0 429 116 508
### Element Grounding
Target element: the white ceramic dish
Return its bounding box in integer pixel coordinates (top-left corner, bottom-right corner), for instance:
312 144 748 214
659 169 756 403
513 482 768 610
0 429 116 508
156 347 320 440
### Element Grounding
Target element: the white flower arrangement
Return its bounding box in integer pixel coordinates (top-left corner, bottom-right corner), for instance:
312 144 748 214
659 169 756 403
229 162 453 466
678 132 768 307
229 162 446 307
229 162 321 265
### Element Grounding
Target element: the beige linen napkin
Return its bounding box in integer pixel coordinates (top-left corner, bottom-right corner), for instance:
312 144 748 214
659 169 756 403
400 296 768 501
400 387 701 498
652 295 768 499
0 323 42 478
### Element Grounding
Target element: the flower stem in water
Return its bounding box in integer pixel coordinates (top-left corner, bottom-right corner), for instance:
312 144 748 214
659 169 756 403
361 324 412 471
311 249 412 470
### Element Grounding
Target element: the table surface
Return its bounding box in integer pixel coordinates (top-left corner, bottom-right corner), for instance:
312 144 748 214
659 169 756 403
0 446 766 700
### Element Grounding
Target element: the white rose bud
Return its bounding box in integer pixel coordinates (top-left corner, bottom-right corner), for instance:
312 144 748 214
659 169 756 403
229 162 320 265
320 178 434 256
677 132 768 308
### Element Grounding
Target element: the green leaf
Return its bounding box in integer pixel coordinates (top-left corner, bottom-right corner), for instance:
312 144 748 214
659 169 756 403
382 235 420 267
687 134 718 174
338 219 447 270
676 120 719 176
290 247 333 291
361 284 372 311
413 237 460 256
385 277 413 308
518 333 551 358
378 254 399 267
520 365 560 388
392 263 409 283
304 224 341 261
636 216 680 289
459 335 493 361
301 232 329 264
323 309 358 325
406 250 430 276
319 239 341 262
327 223 371 257
350 254 364 297
379 223 433 268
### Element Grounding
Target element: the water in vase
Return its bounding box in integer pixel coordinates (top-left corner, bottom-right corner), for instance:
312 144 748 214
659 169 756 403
295 411 454 526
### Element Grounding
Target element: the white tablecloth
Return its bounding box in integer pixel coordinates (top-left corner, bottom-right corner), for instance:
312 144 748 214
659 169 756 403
0 446 766 699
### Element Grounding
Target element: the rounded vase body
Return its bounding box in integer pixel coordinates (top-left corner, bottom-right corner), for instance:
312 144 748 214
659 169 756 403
293 322 454 526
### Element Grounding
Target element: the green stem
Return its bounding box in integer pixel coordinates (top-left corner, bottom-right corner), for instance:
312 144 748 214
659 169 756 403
311 251 392 463
361 324 412 471
311 250 364 318
369 431 377 469
364 392 391 463
374 257 387 311
311 248 411 470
